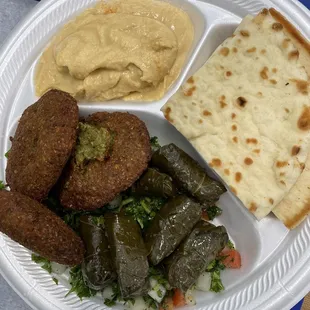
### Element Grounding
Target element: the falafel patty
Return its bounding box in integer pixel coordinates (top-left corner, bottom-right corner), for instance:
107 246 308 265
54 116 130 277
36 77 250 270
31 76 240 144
6 90 79 201
60 112 151 210
0 190 84 266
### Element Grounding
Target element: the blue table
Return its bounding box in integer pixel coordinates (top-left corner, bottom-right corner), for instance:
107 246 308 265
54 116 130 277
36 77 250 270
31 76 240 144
292 299 304 310
299 0 310 9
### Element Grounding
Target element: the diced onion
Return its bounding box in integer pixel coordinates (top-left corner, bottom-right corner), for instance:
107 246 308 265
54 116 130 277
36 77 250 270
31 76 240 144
185 288 196 305
50 262 67 274
102 286 114 300
196 272 212 292
148 277 166 303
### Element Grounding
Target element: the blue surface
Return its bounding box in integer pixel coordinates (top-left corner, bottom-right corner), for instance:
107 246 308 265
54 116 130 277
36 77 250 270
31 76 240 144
299 0 310 9
291 299 304 310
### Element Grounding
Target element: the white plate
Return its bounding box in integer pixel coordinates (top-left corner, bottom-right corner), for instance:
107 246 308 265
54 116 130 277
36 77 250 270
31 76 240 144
0 0 310 309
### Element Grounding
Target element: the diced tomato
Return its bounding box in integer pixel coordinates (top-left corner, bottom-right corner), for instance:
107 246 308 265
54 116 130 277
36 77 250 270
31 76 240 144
201 209 209 221
159 297 174 310
173 288 186 307
219 249 242 269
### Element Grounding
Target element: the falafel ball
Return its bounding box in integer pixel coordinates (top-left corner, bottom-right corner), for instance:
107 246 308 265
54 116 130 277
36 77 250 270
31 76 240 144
0 190 84 266
6 90 79 201
60 112 151 210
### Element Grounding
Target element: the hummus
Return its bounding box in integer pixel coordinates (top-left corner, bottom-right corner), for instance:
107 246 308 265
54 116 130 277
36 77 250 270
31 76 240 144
35 0 194 102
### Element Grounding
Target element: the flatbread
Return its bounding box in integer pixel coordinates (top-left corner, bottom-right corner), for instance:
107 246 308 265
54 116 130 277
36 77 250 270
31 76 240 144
273 152 310 229
269 8 310 78
162 9 310 220
269 9 310 228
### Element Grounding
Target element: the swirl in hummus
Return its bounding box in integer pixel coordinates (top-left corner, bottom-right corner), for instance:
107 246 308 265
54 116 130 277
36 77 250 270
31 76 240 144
35 0 194 102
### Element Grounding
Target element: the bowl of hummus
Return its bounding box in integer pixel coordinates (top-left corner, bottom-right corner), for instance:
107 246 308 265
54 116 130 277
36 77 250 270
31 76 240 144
35 0 206 102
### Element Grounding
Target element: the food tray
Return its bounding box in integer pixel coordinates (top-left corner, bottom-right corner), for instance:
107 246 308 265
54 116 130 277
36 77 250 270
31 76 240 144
0 0 309 309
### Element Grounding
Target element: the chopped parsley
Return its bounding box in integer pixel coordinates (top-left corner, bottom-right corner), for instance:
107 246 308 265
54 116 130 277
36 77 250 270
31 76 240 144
63 212 81 232
206 259 226 272
0 181 5 190
210 270 225 293
31 255 61 286
124 196 166 229
227 240 235 249
205 205 222 221
31 254 52 274
4 149 10 158
149 267 170 290
206 257 227 293
91 216 105 226
104 298 116 307
43 192 108 232
104 282 134 307
144 295 158 309
66 265 96 299
150 136 161 153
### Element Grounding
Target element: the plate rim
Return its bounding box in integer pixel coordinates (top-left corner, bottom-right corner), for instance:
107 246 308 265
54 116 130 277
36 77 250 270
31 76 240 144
0 0 310 309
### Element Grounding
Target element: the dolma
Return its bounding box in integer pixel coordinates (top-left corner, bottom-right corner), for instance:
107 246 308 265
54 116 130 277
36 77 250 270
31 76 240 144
79 215 116 290
132 168 177 198
144 195 201 266
104 212 149 298
151 144 226 203
165 221 228 292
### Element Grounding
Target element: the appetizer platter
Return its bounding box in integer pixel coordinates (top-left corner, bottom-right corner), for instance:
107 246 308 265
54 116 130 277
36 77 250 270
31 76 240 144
0 0 310 309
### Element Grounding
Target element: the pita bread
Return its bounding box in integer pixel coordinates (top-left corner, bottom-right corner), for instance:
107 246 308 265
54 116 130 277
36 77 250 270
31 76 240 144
273 152 310 229
162 9 310 220
269 9 310 228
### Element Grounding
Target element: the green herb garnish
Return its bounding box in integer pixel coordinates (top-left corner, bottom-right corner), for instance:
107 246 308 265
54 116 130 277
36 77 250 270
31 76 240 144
149 267 170 289
150 136 161 153
4 149 10 158
52 277 59 285
144 295 158 309
104 282 134 307
0 181 5 190
66 265 96 299
227 240 235 249
207 258 226 293
43 192 110 233
104 298 116 307
206 205 222 221
91 216 105 226
210 270 225 293
31 254 52 274
124 196 166 229
63 212 81 232
206 259 226 272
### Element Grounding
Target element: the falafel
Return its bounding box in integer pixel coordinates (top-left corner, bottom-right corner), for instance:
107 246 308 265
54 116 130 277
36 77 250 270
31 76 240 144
6 89 79 201
60 112 151 210
0 190 84 266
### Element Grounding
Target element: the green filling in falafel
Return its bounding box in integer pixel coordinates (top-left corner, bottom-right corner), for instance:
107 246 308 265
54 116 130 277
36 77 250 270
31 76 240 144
75 123 114 166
